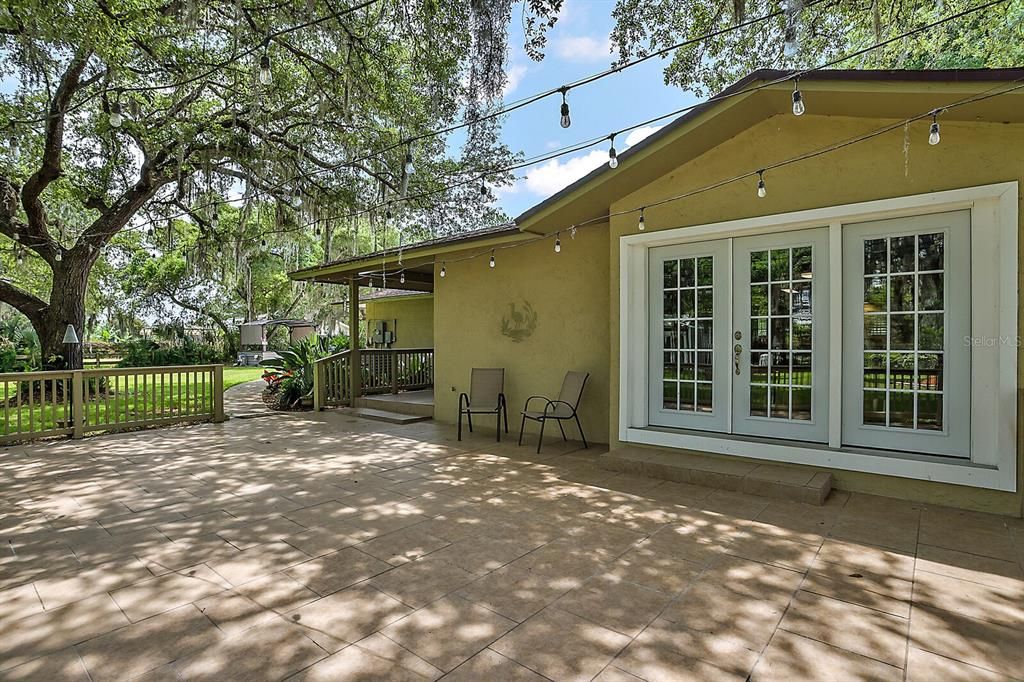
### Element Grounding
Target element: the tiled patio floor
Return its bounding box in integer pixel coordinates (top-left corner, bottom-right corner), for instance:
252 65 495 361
2 408 1023 681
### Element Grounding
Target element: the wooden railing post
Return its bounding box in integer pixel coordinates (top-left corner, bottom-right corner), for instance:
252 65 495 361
71 370 84 439
313 360 325 411
213 365 225 422
349 279 361 403
390 350 399 394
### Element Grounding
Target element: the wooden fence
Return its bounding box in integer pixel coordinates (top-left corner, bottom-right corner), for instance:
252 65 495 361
0 365 225 444
314 348 433 410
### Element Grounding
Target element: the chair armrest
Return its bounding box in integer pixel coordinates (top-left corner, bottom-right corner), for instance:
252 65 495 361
543 400 575 418
458 392 470 410
522 395 551 412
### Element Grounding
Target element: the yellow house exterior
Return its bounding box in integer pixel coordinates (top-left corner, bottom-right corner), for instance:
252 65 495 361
292 68 1024 517
364 293 435 349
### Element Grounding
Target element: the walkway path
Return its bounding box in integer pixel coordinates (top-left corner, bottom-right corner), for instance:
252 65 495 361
224 379 271 419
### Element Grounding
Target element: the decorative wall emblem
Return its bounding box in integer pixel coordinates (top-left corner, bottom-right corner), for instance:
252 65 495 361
501 300 538 342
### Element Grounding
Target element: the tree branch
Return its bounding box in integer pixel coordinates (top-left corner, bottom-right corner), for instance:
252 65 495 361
0 279 48 323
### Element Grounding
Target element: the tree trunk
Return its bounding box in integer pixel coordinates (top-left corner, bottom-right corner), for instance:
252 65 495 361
38 256 90 371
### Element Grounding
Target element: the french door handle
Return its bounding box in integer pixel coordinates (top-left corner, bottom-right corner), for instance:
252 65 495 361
733 343 742 375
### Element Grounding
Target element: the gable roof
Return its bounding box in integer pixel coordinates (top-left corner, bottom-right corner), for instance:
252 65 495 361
292 67 1024 284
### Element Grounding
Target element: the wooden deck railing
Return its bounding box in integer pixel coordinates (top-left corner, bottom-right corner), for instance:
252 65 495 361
0 365 225 444
314 348 433 410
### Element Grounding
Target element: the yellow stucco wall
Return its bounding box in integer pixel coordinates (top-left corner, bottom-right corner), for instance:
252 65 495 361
433 226 610 443
364 295 434 349
608 113 1024 516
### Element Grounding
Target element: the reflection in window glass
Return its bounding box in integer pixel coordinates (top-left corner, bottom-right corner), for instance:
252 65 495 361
663 257 713 414
749 246 813 421
861 232 945 430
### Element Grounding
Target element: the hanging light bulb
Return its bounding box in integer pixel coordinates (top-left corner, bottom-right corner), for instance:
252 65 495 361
489 251 495 268
404 146 415 175
400 272 406 284
258 54 272 86
439 262 446 278
109 101 123 128
211 209 219 229
791 79 805 116
290 191 302 208
559 88 571 129
16 250 24 266
54 249 62 262
554 233 561 253
928 113 941 146
570 225 577 240
638 208 646 231
608 134 618 169
757 170 767 198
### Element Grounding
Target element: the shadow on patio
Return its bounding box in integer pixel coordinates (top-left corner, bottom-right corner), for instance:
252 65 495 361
0 409 1022 680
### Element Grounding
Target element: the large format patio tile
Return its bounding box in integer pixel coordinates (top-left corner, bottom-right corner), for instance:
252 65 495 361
491 606 632 681
3 410 1024 680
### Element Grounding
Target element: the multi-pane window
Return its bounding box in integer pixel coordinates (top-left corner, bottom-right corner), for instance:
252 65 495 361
749 247 813 420
662 256 714 412
862 232 944 430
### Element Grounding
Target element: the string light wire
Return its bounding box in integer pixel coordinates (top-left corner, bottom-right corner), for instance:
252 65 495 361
352 79 1024 282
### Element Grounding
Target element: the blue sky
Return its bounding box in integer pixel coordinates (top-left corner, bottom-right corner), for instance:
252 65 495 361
486 0 699 217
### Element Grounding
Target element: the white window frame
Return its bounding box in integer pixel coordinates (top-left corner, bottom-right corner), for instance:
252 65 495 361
619 182 1018 491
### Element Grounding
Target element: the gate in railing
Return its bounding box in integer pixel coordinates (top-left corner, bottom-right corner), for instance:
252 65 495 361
314 348 433 410
0 365 225 444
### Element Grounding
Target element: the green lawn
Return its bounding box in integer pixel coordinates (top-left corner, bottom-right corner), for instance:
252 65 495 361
223 367 266 391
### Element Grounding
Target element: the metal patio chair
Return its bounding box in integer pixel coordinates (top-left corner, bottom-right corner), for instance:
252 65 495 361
519 371 590 453
458 368 509 442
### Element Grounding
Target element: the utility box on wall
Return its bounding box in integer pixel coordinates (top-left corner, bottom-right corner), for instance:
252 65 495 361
369 319 396 347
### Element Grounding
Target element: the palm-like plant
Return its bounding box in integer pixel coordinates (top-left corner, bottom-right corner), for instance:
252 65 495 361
260 336 326 409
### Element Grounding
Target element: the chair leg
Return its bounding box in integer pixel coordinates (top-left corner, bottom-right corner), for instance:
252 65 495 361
467 411 473 433
536 418 546 454
557 420 567 442
503 402 509 434
496 411 501 443
575 414 588 449
458 410 463 441
518 415 527 446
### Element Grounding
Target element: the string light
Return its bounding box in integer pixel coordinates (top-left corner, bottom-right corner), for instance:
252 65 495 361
929 111 941 145
608 134 618 169
570 225 577 239
404 146 415 175
489 250 495 268
290 190 303 208
791 79 805 116
211 209 219 228
109 102 123 128
400 272 405 284
258 54 272 86
757 170 767 197
554 233 561 253
638 207 645 231
54 249 62 262
439 262 446 278
559 87 571 128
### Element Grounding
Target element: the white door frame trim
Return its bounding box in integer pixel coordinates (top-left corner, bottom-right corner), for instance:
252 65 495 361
618 181 1018 491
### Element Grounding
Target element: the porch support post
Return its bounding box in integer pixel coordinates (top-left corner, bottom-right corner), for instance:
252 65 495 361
349 279 361 404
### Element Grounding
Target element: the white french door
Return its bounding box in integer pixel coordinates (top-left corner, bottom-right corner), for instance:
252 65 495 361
732 229 830 442
648 227 829 441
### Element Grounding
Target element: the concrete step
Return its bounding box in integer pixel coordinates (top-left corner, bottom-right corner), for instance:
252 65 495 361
354 396 433 418
600 446 833 506
341 407 432 425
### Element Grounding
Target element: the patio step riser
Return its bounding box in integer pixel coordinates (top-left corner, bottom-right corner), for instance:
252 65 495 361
354 396 434 417
341 407 433 425
600 447 832 506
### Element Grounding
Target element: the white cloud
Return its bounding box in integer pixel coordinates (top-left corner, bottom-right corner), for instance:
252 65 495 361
552 35 612 63
624 125 664 147
521 149 607 197
502 64 528 98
